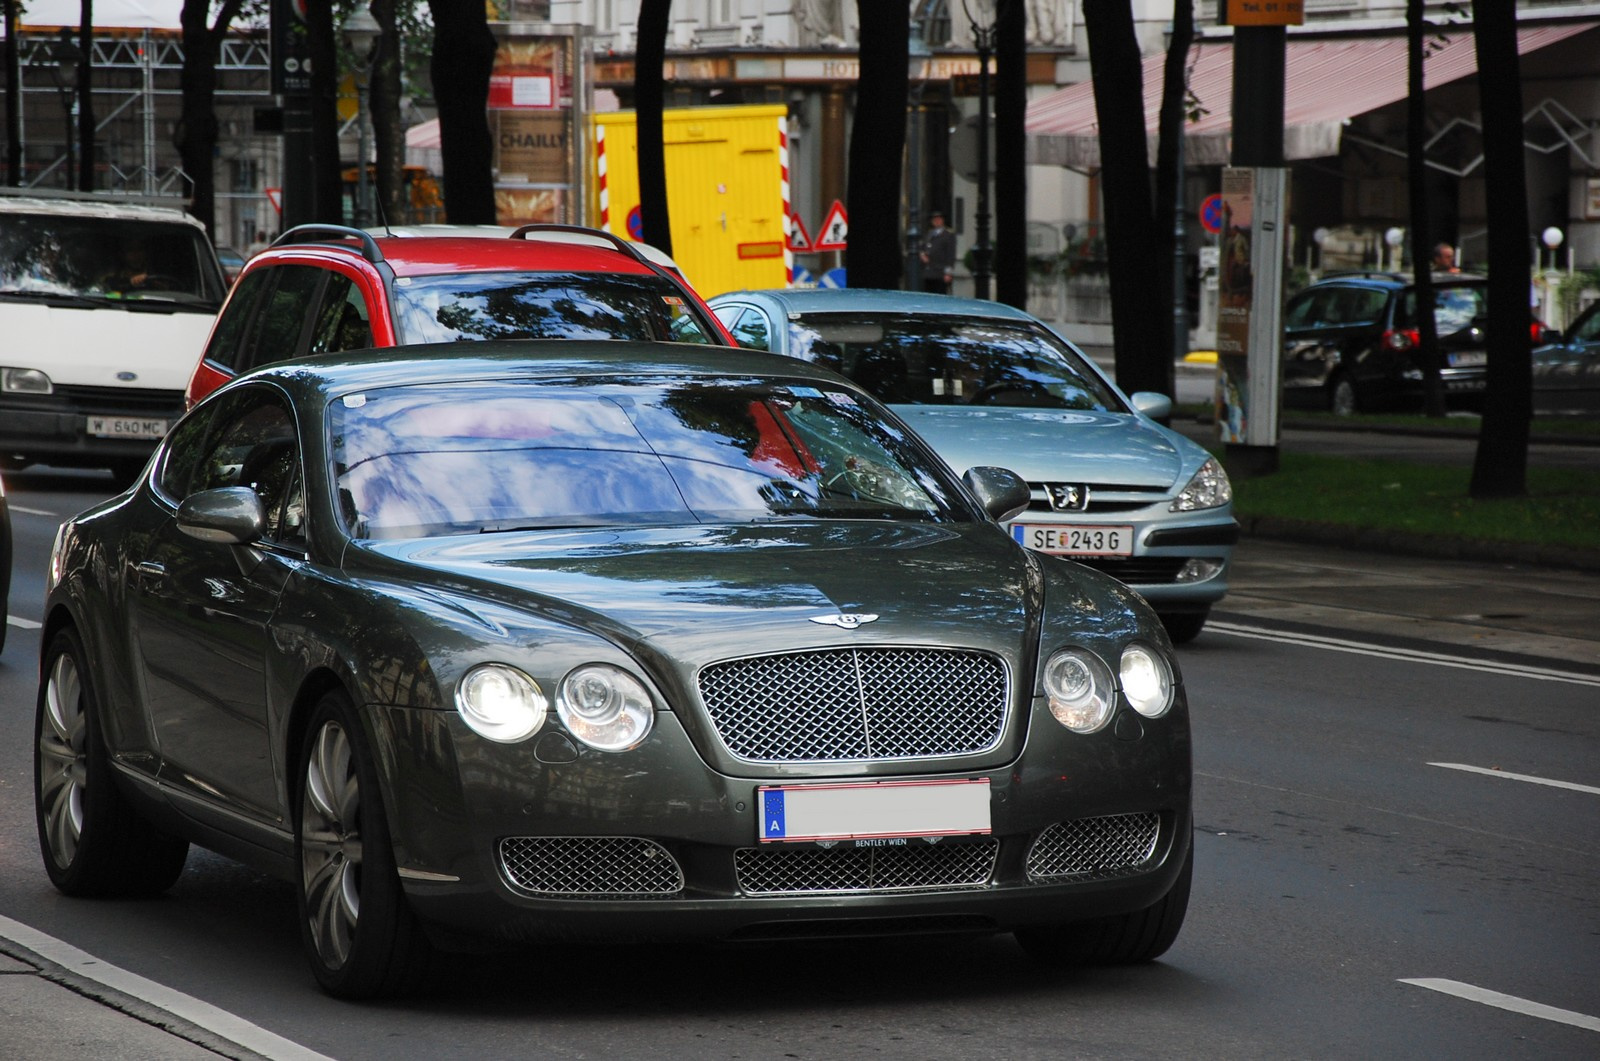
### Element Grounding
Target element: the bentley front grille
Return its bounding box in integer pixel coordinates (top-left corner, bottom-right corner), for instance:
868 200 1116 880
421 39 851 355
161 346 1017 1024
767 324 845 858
735 840 999 896
1025 813 1161 882
697 647 1008 763
498 836 685 898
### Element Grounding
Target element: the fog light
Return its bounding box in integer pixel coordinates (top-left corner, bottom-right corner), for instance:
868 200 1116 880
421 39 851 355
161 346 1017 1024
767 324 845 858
1175 559 1224 584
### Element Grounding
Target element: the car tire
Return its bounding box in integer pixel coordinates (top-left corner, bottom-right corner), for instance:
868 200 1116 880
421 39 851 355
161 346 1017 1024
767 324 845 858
295 689 433 999
34 627 190 897
1014 840 1193 967
1159 610 1208 645
1329 373 1358 416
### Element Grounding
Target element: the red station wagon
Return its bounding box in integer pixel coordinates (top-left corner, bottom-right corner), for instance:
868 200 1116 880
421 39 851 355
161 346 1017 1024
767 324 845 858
186 224 735 406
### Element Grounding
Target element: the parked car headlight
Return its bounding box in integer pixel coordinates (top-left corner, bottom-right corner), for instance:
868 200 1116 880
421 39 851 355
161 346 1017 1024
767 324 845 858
1171 457 1232 512
1120 644 1174 718
2 367 53 394
1042 648 1115 733
558 664 655 751
456 664 548 743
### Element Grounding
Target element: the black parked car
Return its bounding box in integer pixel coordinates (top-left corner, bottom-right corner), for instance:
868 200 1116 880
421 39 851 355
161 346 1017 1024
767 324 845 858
1282 273 1505 415
1534 297 1600 415
36 341 1193 998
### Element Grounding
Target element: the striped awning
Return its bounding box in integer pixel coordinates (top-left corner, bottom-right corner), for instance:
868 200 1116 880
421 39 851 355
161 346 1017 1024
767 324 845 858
1026 24 1596 168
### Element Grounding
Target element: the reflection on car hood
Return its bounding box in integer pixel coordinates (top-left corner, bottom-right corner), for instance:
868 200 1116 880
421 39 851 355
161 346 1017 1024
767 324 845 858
890 405 1190 488
371 522 1051 662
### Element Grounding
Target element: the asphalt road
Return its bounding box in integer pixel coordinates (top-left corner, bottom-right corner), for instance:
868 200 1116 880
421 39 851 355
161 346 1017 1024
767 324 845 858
1 466 1597 1060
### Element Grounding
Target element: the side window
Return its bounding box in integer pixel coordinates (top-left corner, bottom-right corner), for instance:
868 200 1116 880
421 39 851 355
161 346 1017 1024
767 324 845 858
160 388 304 547
1284 292 1319 329
1326 288 1385 326
712 305 744 330
244 265 328 375
1576 306 1600 343
308 272 373 355
729 309 773 351
202 269 273 373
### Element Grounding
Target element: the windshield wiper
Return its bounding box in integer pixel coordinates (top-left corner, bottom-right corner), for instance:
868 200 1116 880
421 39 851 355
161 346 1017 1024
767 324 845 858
0 289 106 308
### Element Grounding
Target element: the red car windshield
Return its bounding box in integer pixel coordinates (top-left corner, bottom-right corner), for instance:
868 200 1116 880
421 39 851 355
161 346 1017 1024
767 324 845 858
391 271 721 346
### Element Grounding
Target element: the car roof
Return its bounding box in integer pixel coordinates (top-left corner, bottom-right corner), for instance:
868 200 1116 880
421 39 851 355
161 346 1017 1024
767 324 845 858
363 224 684 273
1308 272 1487 291
261 225 674 279
711 287 1044 322
0 187 208 228
238 340 847 400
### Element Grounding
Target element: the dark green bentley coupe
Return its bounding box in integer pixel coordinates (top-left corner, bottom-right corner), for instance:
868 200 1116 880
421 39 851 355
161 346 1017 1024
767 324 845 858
35 342 1192 998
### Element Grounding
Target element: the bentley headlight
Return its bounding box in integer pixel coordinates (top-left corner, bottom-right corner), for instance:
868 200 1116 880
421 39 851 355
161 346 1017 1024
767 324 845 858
558 664 654 751
1042 648 1115 733
456 664 547 743
1171 457 1232 512
1120 644 1175 718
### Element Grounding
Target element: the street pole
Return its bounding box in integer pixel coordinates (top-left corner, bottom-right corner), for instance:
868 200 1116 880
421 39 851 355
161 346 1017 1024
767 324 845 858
970 11 994 301
904 30 929 292
1172 104 1188 369
356 75 372 226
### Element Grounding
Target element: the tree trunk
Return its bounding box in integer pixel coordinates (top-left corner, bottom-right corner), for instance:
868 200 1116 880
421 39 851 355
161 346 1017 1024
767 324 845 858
306 0 344 223
428 0 498 224
1082 0 1165 396
1468 1 1530 500
1407 0 1444 417
1152 0 1192 405
370 0 405 226
994 0 1027 308
845 1 908 290
77 1 94 191
177 0 243 236
4 0 20 185
636 0 672 254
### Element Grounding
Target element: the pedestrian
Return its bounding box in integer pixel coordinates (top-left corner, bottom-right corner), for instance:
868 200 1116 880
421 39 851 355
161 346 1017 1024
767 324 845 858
920 210 956 294
247 229 270 257
1431 242 1460 273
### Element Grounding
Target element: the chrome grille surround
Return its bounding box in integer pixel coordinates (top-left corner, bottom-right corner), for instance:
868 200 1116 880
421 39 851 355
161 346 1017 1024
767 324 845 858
697 647 1009 763
498 836 685 899
735 840 999 896
1025 813 1161 882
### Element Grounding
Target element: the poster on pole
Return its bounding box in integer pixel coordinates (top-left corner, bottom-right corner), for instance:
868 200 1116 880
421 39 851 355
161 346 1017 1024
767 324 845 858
1215 168 1254 445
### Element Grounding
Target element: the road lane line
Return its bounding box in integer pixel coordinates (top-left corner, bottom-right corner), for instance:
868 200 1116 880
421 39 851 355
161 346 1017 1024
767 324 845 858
1400 978 1600 1033
1208 620 1600 688
7 503 59 517
8 613 43 629
0 914 334 1061
1428 762 1600 796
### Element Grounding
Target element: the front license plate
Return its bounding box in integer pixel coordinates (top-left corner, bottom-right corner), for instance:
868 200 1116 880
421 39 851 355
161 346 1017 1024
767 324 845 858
1010 522 1135 557
757 779 991 843
87 416 167 440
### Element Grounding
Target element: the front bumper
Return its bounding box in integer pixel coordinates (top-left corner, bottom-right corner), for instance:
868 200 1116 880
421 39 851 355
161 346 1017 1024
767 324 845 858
0 386 183 469
371 693 1193 946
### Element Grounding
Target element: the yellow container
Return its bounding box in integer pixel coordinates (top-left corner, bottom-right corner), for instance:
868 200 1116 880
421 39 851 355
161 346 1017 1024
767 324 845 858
590 104 790 298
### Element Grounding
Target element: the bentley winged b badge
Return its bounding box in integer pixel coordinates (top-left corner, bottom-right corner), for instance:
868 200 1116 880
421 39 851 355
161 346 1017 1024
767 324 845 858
809 613 880 629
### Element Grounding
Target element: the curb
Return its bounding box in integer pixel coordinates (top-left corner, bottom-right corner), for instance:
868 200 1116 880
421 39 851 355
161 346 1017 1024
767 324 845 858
1240 515 1600 574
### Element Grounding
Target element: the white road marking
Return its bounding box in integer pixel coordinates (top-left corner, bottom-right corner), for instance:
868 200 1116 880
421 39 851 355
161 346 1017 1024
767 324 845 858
7 614 43 629
0 914 334 1061
7 504 58 517
1208 620 1600 688
1428 762 1600 796
1400 978 1600 1033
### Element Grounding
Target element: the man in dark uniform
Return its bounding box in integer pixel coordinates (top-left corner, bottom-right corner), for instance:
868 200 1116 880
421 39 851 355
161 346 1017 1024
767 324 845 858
920 210 957 293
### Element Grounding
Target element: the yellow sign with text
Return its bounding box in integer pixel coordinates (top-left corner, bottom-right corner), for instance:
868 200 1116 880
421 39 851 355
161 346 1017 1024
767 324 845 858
1221 0 1304 26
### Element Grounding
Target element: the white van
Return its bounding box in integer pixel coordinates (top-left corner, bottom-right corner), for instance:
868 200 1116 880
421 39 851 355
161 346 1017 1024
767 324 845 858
0 189 227 482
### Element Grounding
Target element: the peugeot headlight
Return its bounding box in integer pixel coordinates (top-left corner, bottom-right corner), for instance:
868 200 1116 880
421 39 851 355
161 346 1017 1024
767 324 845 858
1042 648 1115 733
1120 644 1175 718
557 664 655 751
2 367 53 394
456 664 548 743
1171 457 1232 512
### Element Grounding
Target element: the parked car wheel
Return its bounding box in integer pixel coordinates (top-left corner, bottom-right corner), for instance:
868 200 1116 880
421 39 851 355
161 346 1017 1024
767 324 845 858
295 690 433 998
1014 841 1193 967
34 627 189 897
1329 373 1358 416
1159 610 1209 645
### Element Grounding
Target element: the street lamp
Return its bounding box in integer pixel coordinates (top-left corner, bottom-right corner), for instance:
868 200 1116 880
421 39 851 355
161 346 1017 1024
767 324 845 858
44 30 82 190
1542 226 1564 272
1384 226 1404 273
903 26 931 292
342 6 383 227
964 0 995 300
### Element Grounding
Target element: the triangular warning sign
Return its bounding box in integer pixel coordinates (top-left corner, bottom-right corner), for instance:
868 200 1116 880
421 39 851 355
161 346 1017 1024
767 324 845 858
813 200 849 251
264 187 283 215
786 209 813 252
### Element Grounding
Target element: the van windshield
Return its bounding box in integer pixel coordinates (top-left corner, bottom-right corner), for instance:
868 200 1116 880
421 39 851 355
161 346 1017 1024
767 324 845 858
0 212 226 307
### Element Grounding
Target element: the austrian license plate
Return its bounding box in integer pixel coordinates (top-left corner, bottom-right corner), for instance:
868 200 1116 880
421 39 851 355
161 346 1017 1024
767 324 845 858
87 416 167 440
757 779 991 843
1448 351 1487 367
1010 522 1135 557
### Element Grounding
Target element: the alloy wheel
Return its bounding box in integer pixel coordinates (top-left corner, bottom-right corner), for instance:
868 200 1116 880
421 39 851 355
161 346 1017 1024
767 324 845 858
300 720 364 970
37 651 88 869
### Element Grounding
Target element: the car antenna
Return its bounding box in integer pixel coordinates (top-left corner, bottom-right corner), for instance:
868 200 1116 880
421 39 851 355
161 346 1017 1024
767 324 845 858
375 196 393 237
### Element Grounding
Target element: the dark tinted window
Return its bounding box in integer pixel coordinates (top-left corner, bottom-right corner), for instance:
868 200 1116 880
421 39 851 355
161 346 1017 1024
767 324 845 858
728 308 773 351
784 313 1121 409
158 387 304 546
307 272 373 355
0 212 225 306
202 269 272 372
391 271 717 345
246 266 328 374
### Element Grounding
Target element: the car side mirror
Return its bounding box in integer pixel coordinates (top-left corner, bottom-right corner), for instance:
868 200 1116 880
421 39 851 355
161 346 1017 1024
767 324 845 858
1129 391 1173 420
1538 327 1560 344
177 486 266 545
963 466 1032 523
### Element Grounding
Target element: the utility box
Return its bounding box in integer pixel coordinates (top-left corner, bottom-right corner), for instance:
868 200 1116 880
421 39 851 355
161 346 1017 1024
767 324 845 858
590 104 790 297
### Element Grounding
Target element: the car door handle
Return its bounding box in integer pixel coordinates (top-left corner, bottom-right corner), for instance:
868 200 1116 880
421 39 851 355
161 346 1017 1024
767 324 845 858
133 561 166 585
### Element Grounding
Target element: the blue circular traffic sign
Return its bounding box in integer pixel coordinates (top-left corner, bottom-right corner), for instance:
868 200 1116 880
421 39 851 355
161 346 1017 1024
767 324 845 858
1199 193 1224 235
